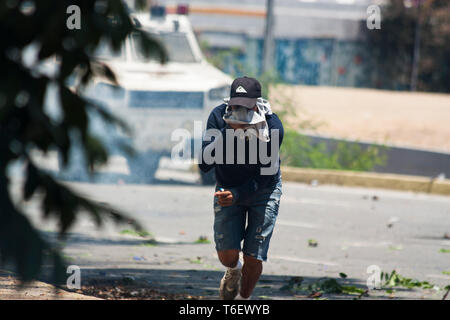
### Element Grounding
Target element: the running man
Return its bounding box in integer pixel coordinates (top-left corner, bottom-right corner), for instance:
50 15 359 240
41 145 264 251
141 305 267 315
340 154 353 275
199 76 284 300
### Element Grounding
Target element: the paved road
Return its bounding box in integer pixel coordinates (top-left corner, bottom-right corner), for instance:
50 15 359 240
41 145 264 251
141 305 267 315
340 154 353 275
12 166 450 299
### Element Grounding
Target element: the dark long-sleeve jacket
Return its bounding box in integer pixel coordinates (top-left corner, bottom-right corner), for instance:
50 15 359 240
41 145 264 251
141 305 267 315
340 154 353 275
199 103 284 205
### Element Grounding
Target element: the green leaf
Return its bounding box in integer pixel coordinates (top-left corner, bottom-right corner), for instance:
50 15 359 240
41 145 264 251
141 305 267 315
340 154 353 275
23 161 40 200
0 0 167 286
341 286 366 295
84 134 108 170
59 85 88 133
90 60 118 85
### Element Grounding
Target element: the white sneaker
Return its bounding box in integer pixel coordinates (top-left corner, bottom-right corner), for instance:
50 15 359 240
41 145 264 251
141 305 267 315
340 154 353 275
219 267 242 300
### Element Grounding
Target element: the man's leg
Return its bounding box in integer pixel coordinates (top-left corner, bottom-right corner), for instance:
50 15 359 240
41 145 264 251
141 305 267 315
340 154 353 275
240 180 282 299
217 249 242 300
217 249 240 268
240 254 263 298
213 188 246 300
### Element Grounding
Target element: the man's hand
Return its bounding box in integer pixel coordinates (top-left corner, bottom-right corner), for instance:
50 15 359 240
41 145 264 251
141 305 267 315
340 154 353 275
214 190 234 207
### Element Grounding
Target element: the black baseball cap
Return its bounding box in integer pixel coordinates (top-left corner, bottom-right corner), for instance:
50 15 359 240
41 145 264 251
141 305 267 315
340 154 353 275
228 76 262 109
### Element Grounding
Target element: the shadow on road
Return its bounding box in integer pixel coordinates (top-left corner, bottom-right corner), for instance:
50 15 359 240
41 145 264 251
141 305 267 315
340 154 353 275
73 267 377 300
41 231 209 247
54 170 203 187
3 261 416 300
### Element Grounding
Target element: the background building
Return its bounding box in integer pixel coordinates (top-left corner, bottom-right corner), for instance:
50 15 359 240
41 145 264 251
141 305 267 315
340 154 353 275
155 0 384 87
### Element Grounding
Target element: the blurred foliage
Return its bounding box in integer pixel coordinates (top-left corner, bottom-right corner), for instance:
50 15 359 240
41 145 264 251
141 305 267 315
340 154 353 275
200 42 242 72
119 229 153 238
280 128 387 171
274 94 388 172
200 40 282 99
365 0 450 92
0 0 166 284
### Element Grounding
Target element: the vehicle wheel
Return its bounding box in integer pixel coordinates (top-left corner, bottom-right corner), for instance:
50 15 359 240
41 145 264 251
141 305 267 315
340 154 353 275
200 169 216 185
127 150 161 184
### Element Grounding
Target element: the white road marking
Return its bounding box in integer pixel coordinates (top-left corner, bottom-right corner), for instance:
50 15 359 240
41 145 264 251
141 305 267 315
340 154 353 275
276 220 319 229
426 274 450 281
154 236 179 244
96 156 130 175
270 255 340 267
282 196 352 208
155 169 199 183
342 241 393 248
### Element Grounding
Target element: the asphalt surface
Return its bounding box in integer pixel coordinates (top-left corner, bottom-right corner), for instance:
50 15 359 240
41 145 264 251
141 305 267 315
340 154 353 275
10 164 450 300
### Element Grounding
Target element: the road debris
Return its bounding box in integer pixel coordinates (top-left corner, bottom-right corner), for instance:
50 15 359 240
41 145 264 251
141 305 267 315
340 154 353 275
308 239 318 247
387 217 400 228
79 278 202 300
133 256 146 261
195 236 211 244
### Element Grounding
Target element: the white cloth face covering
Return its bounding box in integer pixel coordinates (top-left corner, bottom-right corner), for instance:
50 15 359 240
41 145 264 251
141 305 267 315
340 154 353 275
222 97 272 142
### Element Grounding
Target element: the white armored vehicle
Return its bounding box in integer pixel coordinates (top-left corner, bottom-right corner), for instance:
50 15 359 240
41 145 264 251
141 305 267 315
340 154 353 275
75 5 231 184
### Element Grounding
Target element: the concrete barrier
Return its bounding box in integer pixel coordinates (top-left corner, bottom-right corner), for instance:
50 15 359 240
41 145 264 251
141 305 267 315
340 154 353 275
281 166 450 196
303 134 450 178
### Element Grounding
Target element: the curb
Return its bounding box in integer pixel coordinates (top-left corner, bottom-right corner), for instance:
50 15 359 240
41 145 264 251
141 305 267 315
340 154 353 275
281 166 450 196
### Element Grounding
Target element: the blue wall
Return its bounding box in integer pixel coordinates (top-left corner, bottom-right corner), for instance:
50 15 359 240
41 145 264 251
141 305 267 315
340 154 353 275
213 37 376 88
